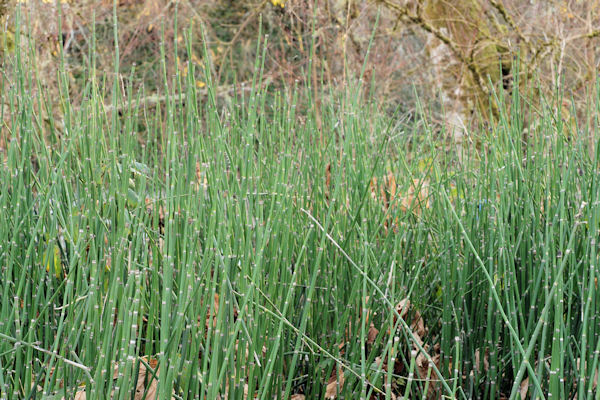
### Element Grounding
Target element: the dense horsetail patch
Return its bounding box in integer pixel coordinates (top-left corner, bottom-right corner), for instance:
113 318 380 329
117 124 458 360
1 7 599 400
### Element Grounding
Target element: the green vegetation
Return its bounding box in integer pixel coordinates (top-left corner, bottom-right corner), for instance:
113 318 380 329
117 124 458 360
1 9 599 400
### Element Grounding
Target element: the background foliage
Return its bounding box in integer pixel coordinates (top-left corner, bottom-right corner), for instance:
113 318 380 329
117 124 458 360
2 0 600 139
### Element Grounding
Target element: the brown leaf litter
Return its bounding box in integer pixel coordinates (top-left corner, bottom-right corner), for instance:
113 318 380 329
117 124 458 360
324 366 345 399
364 298 441 399
68 356 171 400
370 174 430 232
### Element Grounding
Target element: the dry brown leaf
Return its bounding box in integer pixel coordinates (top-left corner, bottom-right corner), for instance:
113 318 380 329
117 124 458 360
291 395 305 400
384 172 397 209
411 312 427 338
367 323 379 346
474 348 489 374
519 377 529 400
140 379 158 400
386 172 397 197
134 357 160 400
158 204 165 223
369 174 393 212
234 339 267 362
74 391 86 400
220 382 249 400
415 344 441 399
379 178 388 209
65 357 163 400
368 173 430 233
195 161 209 191
400 178 429 213
204 293 220 330
394 299 427 338
396 298 410 319
364 296 371 322
393 298 440 398
370 174 429 213
370 176 379 202
325 366 345 399
574 358 599 396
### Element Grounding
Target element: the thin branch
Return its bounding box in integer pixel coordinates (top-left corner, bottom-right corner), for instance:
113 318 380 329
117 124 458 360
0 332 93 382
567 29 600 42
216 0 270 84
377 0 488 94
488 0 530 49
101 80 261 112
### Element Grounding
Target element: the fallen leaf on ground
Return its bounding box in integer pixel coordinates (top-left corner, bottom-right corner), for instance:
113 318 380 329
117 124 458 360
415 344 441 399
474 348 489 374
204 293 220 330
400 178 429 213
219 382 249 399
134 357 160 400
74 391 86 400
367 323 379 346
394 298 426 338
394 298 439 399
195 161 209 191
519 377 529 400
325 366 345 399
574 358 599 396
66 356 164 400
